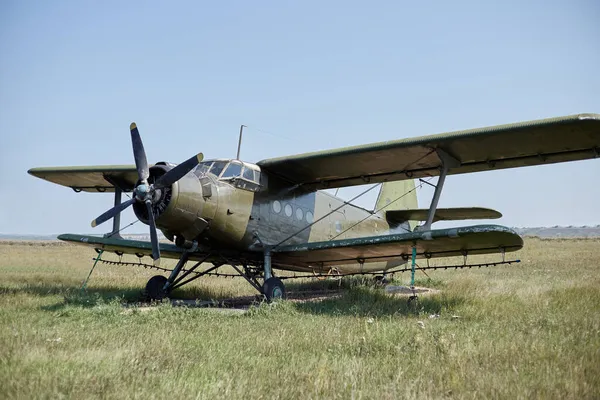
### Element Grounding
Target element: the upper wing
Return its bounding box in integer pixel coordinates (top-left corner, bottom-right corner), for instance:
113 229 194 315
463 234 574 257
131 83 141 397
28 165 141 192
258 113 600 190
272 225 523 269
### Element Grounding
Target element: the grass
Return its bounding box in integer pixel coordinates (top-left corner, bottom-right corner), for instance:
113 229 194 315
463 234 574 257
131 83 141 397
0 238 599 399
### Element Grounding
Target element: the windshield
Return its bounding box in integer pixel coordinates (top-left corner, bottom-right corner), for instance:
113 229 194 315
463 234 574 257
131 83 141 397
221 162 243 179
208 161 227 177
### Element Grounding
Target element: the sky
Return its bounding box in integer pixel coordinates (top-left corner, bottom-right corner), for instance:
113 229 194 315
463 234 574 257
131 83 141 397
0 0 599 235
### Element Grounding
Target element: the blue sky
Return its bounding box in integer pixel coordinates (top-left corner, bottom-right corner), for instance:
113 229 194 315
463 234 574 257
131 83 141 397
1 0 599 235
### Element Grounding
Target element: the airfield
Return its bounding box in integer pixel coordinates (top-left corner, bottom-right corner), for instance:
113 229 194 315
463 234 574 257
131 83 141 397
0 237 598 399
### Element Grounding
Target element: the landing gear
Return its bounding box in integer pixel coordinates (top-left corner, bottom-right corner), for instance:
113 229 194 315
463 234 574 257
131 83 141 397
374 275 389 286
260 248 286 302
146 275 169 300
263 277 286 302
408 294 420 309
140 245 287 303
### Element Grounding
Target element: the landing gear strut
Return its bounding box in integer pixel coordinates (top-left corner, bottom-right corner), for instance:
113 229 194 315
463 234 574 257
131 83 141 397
144 250 220 301
261 248 286 302
142 246 287 302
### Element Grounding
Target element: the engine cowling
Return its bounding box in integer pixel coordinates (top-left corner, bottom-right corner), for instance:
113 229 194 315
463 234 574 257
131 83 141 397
133 164 208 241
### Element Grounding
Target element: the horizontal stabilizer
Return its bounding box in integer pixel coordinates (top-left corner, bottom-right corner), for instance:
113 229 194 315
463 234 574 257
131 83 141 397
385 207 502 224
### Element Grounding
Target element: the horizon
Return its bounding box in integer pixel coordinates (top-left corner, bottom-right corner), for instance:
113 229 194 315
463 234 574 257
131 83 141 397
3 225 600 238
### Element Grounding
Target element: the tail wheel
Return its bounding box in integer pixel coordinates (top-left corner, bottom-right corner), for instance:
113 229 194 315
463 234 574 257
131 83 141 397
262 277 286 302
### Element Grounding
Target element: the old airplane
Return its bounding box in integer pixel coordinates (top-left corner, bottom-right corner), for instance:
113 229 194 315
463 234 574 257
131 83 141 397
28 113 600 301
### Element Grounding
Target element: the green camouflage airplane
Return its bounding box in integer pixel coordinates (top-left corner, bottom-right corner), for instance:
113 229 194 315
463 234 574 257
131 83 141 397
29 114 600 301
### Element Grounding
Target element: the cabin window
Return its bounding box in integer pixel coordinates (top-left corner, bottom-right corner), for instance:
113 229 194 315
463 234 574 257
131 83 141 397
209 161 227 177
221 162 243 179
284 204 293 217
295 207 304 221
272 200 282 214
306 211 314 224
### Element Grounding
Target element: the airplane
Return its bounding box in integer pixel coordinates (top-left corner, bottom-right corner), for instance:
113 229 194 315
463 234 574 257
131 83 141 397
28 113 600 301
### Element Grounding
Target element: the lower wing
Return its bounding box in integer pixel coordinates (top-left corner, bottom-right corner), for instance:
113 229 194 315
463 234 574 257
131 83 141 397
58 224 521 273
272 225 522 269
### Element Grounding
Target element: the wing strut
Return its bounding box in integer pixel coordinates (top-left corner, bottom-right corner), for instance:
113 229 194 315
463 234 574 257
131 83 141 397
421 149 460 231
105 187 123 239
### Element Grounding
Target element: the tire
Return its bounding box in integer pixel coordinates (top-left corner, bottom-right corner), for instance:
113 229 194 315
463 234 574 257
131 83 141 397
145 275 168 300
262 277 286 302
374 275 389 286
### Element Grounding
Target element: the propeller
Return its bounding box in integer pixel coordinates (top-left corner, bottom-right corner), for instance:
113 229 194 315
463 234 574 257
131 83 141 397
154 153 204 189
91 122 204 265
91 198 136 228
130 123 149 182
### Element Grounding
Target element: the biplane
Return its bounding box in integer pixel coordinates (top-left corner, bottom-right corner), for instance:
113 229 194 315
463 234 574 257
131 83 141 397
28 113 600 301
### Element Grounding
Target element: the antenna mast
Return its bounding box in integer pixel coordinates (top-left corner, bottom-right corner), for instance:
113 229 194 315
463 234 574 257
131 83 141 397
236 125 246 159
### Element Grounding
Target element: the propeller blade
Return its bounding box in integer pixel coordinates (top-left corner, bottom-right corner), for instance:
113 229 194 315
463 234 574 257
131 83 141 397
154 153 204 189
130 122 149 182
91 198 136 228
145 200 161 266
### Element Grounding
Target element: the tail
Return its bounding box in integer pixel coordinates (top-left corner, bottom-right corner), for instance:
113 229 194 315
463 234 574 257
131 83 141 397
375 180 419 231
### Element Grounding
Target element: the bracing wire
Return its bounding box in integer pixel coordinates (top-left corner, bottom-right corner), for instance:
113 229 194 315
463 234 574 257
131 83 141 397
272 183 383 249
329 176 435 241
270 148 437 248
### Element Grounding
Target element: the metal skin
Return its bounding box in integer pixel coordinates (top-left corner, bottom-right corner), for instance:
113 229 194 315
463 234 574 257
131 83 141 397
149 163 411 274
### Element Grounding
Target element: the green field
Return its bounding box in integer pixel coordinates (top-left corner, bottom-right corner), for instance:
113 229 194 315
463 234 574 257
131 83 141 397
1 239 599 399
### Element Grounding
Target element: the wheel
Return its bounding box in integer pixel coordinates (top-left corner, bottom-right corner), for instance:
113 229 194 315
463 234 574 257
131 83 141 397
145 275 169 300
408 295 419 307
262 277 286 302
374 275 389 286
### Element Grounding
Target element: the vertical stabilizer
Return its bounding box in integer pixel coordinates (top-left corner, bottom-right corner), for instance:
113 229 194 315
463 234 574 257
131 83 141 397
375 180 418 231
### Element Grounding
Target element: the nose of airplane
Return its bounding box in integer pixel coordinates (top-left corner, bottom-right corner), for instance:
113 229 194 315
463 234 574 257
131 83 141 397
144 164 208 246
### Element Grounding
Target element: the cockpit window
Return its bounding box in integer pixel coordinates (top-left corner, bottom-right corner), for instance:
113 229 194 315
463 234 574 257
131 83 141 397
242 167 255 181
208 161 227 177
195 161 213 177
221 162 243 179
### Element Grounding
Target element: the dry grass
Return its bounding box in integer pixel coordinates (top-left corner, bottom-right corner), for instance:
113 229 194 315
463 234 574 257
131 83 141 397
0 238 599 399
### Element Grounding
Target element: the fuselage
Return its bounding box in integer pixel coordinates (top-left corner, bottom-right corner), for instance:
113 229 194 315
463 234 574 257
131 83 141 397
149 158 410 274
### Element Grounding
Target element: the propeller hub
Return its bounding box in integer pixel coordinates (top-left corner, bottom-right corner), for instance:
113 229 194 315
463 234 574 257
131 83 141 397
135 183 151 201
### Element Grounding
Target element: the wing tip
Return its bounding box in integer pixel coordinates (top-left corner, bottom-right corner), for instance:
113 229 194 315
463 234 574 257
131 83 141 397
577 113 600 121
